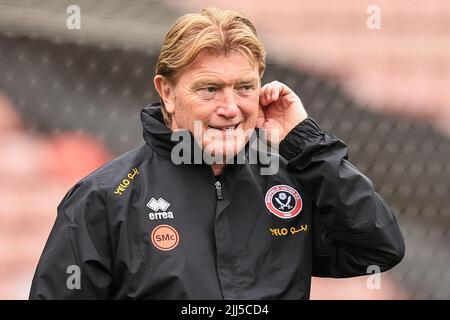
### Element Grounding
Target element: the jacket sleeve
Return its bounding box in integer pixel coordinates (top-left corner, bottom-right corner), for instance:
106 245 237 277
29 176 113 299
279 118 405 278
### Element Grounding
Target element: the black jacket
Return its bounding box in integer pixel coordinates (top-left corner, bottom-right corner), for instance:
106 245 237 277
29 103 405 299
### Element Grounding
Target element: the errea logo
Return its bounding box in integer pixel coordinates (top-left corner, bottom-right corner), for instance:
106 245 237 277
147 197 174 220
147 198 170 211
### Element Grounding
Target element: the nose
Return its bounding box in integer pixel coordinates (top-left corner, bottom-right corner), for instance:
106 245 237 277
216 89 239 118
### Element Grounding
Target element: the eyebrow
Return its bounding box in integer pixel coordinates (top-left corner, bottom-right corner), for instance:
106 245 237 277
193 78 258 88
236 78 258 86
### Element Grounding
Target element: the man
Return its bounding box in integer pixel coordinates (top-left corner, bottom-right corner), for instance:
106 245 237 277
30 6 405 299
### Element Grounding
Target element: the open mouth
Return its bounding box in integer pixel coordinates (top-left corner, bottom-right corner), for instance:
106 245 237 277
208 123 241 132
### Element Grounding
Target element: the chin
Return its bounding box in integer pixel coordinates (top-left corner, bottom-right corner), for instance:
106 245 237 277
204 140 246 163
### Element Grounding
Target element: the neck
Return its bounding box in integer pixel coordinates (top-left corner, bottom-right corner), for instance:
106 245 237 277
211 163 226 176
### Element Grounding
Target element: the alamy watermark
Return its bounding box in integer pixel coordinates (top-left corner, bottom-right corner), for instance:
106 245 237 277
66 265 81 290
170 121 280 175
366 265 381 290
366 5 381 30
66 5 81 30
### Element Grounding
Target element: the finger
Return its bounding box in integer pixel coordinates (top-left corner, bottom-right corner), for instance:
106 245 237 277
272 84 282 101
264 83 277 104
265 85 272 104
260 82 285 106
269 85 276 101
258 87 265 106
266 82 275 100
259 85 270 106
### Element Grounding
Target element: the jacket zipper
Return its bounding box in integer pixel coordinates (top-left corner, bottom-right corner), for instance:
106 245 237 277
215 181 224 200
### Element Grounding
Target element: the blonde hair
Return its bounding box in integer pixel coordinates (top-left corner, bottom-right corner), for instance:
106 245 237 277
155 5 267 126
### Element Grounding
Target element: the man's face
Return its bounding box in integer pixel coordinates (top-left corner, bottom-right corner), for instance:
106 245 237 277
168 49 260 160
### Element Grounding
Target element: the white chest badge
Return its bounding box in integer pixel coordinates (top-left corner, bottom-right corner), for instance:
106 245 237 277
265 185 303 219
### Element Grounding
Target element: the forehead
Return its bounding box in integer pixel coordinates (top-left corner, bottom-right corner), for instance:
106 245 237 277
180 49 259 83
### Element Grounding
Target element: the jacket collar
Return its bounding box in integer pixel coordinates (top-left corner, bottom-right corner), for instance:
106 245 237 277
140 102 178 154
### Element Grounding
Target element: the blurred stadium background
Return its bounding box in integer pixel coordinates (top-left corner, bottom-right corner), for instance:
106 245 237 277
1 0 449 299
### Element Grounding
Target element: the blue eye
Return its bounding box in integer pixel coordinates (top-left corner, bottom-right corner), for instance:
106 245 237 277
205 86 217 93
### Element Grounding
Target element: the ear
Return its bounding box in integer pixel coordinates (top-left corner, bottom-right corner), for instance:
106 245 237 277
154 75 176 114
